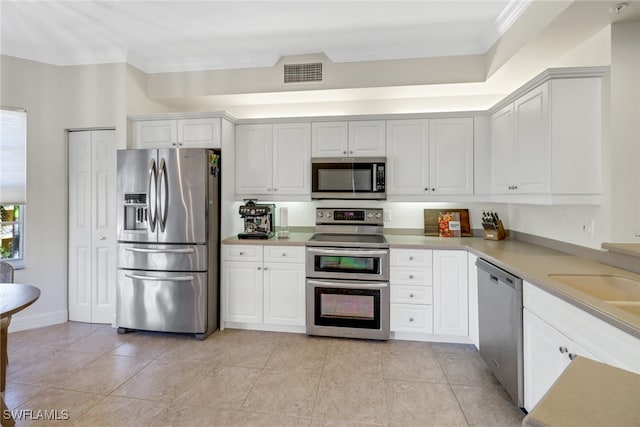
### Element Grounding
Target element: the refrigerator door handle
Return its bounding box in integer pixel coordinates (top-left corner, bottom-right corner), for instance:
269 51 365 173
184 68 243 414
125 273 195 282
158 157 168 233
125 247 195 254
148 158 157 232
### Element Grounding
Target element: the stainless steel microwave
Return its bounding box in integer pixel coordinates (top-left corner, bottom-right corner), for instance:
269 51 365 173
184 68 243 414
311 157 386 200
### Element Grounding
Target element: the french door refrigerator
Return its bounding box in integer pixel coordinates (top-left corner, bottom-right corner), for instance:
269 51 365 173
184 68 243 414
116 148 221 339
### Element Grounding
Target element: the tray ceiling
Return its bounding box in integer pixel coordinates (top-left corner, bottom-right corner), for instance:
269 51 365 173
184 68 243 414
1 0 532 73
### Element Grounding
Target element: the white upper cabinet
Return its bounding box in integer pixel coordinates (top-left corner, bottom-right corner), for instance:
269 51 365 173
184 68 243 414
489 68 605 204
429 118 474 195
235 122 311 198
387 118 474 197
132 117 221 149
312 120 385 157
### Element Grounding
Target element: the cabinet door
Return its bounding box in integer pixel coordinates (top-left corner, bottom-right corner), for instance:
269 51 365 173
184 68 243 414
514 83 550 194
177 118 221 148
272 123 311 195
523 308 572 411
429 118 474 195
235 124 273 195
386 119 430 195
133 120 177 148
222 261 263 323
348 120 386 156
311 122 348 157
433 250 468 336
490 104 515 194
263 262 306 326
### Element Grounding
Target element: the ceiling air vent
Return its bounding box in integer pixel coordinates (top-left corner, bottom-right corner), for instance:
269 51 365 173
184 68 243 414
283 62 323 84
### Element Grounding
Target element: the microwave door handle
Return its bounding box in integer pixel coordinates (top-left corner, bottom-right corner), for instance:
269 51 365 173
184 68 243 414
372 164 377 192
147 158 157 232
307 248 389 257
307 279 388 290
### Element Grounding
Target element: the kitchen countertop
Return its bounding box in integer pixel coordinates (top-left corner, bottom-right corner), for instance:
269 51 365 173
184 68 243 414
601 242 640 258
222 233 640 339
521 357 640 427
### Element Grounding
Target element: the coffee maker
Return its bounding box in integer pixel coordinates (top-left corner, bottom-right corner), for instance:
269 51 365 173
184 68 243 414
238 200 276 239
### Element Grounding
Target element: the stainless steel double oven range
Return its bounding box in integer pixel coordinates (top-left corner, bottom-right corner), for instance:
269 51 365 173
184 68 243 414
306 208 390 340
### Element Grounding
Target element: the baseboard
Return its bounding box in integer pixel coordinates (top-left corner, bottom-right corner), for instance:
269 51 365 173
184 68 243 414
7 310 68 332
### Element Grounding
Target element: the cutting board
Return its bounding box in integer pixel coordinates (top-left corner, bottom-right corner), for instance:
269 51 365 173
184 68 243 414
424 209 472 237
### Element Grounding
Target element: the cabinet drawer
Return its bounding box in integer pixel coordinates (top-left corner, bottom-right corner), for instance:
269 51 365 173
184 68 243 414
390 249 432 267
390 266 432 286
263 245 305 263
222 245 263 262
390 303 433 333
391 285 433 305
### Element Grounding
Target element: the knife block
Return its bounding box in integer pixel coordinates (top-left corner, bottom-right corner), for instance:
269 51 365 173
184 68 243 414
483 220 506 241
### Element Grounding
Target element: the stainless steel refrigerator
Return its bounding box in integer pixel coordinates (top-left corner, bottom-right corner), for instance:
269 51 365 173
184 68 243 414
116 148 221 339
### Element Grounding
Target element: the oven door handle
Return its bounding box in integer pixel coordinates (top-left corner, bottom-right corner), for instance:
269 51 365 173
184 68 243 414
306 279 388 290
306 248 389 257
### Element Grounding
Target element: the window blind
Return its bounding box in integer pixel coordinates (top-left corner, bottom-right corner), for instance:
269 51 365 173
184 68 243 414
0 108 27 204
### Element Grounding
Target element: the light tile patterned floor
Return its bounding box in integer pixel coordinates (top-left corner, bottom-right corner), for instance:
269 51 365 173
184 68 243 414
3 322 525 426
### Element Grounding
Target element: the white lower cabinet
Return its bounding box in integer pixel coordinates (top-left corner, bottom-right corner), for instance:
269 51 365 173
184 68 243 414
523 308 597 411
523 281 640 411
433 250 468 337
222 244 306 332
390 248 469 341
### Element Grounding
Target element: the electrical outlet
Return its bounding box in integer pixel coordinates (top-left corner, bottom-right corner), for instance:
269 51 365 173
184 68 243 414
384 211 391 222
581 220 595 237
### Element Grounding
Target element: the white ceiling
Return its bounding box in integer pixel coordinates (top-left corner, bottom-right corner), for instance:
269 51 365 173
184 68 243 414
1 0 532 73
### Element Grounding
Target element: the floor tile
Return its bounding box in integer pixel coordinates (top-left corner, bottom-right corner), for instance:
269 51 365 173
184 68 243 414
112 358 201 402
265 340 329 371
56 355 150 394
322 343 384 380
208 340 277 369
12 388 104 426
381 341 447 383
452 384 525 426
109 331 182 360
70 395 166 427
6 350 102 387
436 351 500 387
62 326 128 354
149 405 247 427
242 368 321 417
313 375 389 425
172 365 261 409
386 380 468 426
242 412 312 426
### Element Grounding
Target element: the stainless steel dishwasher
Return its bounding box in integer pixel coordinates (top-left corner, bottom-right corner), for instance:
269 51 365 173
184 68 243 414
476 258 524 408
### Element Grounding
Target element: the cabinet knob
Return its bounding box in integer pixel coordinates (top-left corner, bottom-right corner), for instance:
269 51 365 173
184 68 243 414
263 267 268 271
431 188 435 192
558 346 568 354
424 188 429 192
409 275 414 279
568 353 577 361
409 293 414 298
343 150 347 154
99 236 106 240
409 317 414 322
239 252 244 255
257 266 261 270
281 253 287 257
409 256 414 260
273 188 278 191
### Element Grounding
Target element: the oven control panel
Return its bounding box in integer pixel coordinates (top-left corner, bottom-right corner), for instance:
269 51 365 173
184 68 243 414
315 208 383 225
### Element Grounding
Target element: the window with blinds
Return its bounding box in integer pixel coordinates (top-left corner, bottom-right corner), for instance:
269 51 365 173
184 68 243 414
1 108 26 262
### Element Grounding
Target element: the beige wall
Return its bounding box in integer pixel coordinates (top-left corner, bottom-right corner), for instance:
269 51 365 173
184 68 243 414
1 55 68 327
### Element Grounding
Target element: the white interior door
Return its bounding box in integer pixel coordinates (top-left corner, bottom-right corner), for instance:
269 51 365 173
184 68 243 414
68 129 116 324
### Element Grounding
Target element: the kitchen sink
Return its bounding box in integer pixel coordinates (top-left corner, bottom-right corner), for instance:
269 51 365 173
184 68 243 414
548 274 640 317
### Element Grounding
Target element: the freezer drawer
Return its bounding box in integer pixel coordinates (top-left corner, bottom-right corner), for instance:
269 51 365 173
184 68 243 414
117 269 207 333
118 243 207 271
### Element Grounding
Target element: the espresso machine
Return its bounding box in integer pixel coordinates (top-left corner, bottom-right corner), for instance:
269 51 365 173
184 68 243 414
238 200 276 239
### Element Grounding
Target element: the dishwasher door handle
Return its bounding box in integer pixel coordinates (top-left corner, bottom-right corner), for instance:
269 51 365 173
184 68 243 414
490 274 499 283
